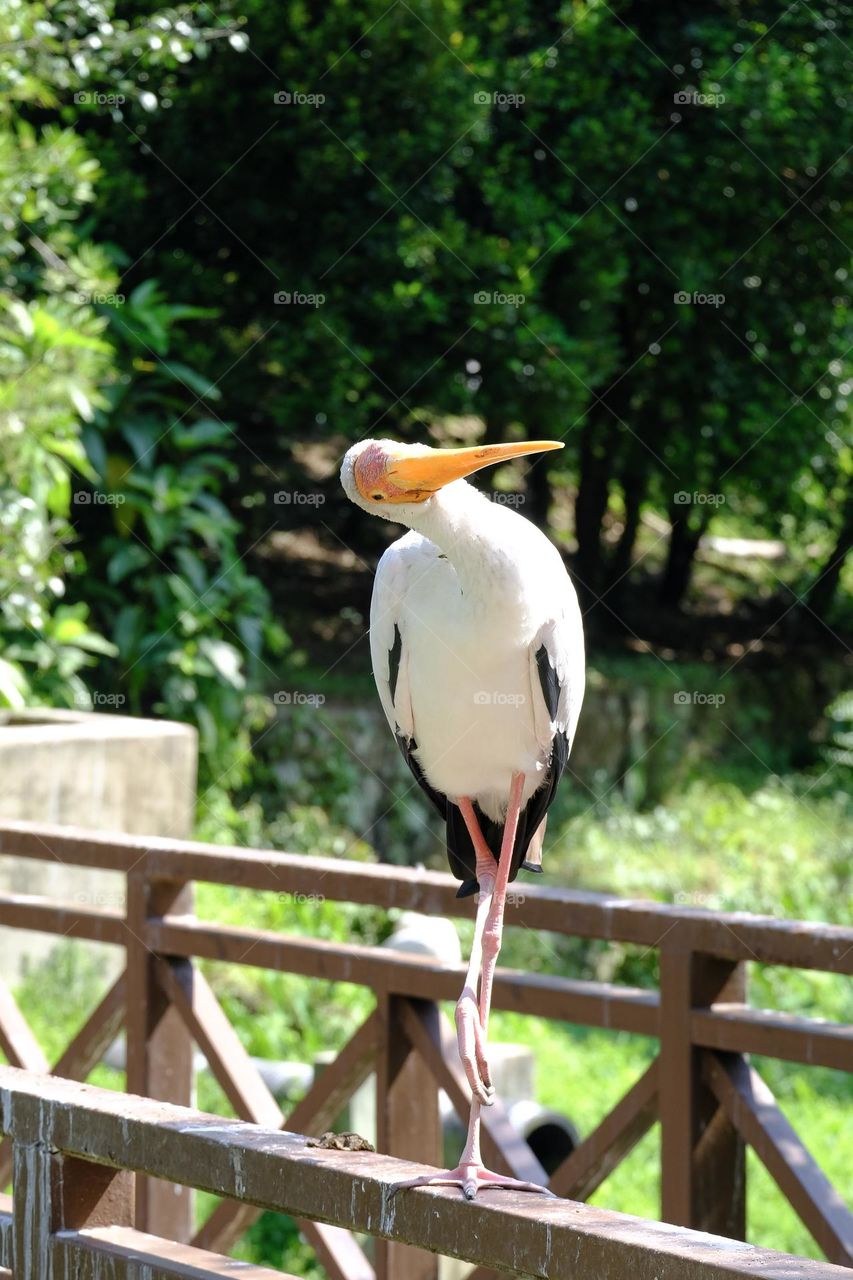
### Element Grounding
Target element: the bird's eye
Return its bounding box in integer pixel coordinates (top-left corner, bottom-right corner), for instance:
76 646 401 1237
372 492 385 501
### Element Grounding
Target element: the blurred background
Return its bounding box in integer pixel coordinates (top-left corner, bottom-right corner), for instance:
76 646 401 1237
0 0 850 1271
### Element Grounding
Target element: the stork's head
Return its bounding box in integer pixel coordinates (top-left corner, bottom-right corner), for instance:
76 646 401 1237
340 437 563 520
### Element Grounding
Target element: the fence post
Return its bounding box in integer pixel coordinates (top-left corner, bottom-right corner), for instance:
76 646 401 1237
12 1137 133 1279
659 945 746 1237
375 995 441 1280
125 869 194 1241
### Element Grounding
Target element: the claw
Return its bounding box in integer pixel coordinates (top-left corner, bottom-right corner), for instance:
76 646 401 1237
389 1163 556 1201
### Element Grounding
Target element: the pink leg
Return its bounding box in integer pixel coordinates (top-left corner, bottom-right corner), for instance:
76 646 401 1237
452 794 499 1105
391 773 555 1201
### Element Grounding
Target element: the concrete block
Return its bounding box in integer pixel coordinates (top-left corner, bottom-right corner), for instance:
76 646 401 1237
0 710 198 980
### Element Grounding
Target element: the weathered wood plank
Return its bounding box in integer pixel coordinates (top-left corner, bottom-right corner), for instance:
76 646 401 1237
157 958 373 1280
155 959 282 1129
193 1008 379 1258
0 973 127 1191
126 875 194 1242
375 995 441 1280
148 918 660 1034
54 1225 299 1279
692 1004 853 1073
660 955 746 1238
0 1191 11 1269
0 977 49 1073
705 1051 853 1266
549 1059 659 1201
1 1066 849 1280
2 820 852 972
12 1139 133 1277
0 894 125 945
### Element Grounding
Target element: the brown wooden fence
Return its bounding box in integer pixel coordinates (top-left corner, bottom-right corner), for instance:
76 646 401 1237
0 818 851 1280
3 1064 853 1280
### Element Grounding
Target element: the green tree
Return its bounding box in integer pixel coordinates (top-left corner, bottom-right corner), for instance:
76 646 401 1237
79 0 851 621
0 0 266 724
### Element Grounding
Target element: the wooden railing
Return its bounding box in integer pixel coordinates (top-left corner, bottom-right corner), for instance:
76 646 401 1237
3 1066 853 1280
0 818 851 1280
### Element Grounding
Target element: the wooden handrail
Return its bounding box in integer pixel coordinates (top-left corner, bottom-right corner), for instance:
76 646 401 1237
1 1066 850 1280
1 819 851 970
1 817 851 1273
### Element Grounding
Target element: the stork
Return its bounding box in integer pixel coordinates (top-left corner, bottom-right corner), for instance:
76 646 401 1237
340 437 585 1200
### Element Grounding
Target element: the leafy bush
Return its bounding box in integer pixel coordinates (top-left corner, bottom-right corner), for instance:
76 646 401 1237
0 0 249 714
72 280 285 783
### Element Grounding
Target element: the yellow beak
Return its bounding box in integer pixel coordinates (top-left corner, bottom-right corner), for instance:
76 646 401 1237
386 439 563 496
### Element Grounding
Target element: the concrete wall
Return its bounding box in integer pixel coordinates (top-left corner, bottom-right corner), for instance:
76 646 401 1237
0 710 197 980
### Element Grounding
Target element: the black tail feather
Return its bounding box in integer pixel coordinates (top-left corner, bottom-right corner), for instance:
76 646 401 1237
445 736 568 888
394 727 569 892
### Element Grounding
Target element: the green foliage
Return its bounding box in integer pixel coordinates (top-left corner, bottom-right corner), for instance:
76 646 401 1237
79 0 852 611
0 45 117 706
70 279 285 780
824 689 853 768
0 0 249 711
0 0 284 791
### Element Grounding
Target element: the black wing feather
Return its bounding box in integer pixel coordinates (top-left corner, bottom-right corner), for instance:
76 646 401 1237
388 624 403 705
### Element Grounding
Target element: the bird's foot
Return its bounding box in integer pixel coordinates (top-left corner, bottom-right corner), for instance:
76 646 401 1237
455 990 494 1105
390 1161 556 1202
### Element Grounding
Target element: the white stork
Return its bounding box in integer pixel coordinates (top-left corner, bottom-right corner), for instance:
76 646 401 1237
340 437 585 1200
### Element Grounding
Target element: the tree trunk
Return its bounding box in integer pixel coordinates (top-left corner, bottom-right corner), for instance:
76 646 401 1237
659 507 708 609
606 471 646 593
574 409 613 603
806 482 853 618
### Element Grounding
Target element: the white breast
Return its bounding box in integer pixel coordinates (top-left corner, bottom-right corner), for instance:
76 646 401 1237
370 505 582 824
402 557 548 816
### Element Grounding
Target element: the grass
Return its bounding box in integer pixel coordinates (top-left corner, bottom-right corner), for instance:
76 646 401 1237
4 750 851 1272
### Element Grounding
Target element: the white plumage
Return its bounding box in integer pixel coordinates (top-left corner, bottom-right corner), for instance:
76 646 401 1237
340 435 586 1199
342 438 585 886
370 487 584 820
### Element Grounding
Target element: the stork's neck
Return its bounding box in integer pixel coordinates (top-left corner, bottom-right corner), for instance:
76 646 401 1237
404 481 525 605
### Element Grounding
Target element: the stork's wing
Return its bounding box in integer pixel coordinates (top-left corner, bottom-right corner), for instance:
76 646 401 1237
369 532 448 823
515 606 586 871
528 611 585 759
